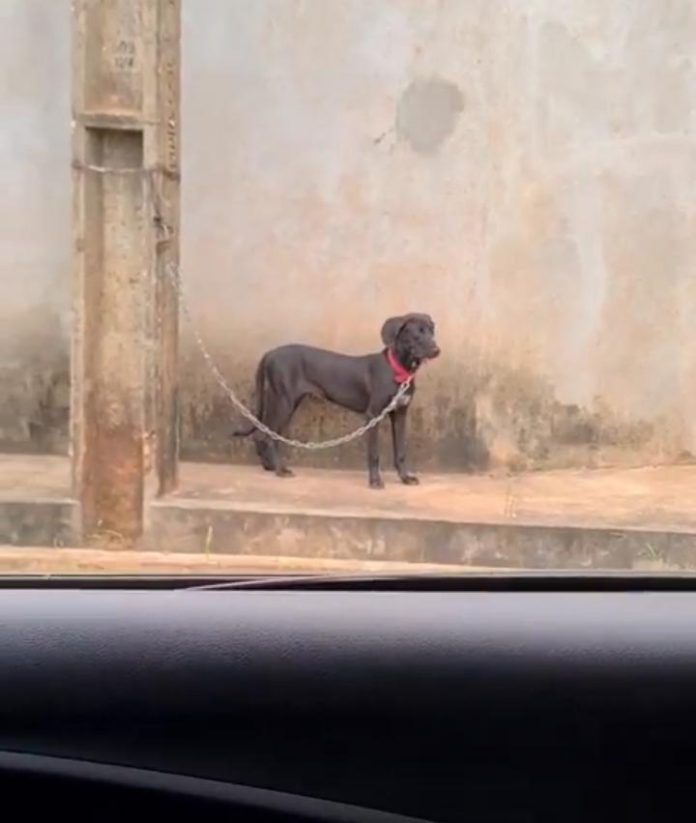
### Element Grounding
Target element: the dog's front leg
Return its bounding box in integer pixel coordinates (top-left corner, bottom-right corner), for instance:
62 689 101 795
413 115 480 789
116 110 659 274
366 421 384 489
390 408 419 485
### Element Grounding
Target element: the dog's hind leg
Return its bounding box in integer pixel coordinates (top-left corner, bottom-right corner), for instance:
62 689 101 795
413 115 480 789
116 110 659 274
253 434 276 471
263 395 297 478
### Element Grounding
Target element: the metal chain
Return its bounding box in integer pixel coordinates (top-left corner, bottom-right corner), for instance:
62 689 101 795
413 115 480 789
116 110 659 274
165 262 413 450
77 162 413 449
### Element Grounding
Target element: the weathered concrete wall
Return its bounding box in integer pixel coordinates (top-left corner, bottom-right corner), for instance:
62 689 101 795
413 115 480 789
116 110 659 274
3 1 696 474
0 1 71 453
180 0 696 472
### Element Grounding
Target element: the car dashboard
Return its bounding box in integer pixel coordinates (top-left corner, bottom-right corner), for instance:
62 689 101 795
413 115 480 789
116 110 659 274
0 585 694 821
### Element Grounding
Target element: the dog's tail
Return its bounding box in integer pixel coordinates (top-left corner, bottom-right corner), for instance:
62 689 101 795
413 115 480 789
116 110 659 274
232 357 265 437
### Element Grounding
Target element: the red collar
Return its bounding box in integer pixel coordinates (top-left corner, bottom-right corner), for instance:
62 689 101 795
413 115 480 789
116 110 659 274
386 348 415 384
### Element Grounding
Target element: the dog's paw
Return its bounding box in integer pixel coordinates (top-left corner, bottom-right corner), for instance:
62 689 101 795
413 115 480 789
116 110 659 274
401 473 420 486
369 477 385 490
276 467 295 478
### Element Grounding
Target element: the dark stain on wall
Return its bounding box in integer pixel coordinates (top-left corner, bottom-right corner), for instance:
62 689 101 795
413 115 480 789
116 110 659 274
0 311 69 455
178 348 662 474
25 369 70 453
471 364 658 472
0 339 665 473
396 76 464 155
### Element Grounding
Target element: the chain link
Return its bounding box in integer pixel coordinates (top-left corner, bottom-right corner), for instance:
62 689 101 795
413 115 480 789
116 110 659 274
165 262 413 450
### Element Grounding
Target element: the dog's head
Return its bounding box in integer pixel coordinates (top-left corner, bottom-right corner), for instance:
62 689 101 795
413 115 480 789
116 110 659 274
381 314 440 370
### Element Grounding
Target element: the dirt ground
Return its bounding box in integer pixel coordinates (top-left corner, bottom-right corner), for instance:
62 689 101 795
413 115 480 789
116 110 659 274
3 454 696 532
2 455 696 571
168 460 696 531
0 546 498 576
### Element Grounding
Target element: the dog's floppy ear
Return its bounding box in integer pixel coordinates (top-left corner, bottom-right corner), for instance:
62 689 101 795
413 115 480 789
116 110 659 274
420 313 435 332
381 315 407 346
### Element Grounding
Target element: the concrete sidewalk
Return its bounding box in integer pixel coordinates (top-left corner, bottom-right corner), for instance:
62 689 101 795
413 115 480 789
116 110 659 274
2 455 696 569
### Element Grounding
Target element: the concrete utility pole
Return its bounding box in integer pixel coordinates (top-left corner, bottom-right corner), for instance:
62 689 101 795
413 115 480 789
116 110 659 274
71 0 180 543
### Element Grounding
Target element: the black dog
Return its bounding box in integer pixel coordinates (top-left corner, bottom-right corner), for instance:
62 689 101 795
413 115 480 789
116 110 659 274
234 314 440 488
